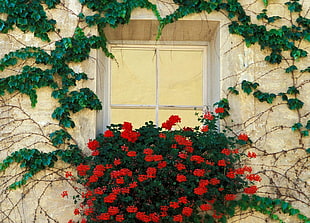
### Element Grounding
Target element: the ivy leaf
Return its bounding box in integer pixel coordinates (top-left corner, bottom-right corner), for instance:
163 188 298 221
263 0 268 7
285 65 298 73
228 86 239 95
287 86 299 95
241 80 259 95
306 148 310 153
287 98 304 110
291 122 302 132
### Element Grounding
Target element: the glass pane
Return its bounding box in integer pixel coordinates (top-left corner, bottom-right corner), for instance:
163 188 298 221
159 109 203 129
159 49 203 106
111 108 155 129
111 48 156 105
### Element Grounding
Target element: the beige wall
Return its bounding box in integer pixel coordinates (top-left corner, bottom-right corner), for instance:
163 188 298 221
0 0 309 222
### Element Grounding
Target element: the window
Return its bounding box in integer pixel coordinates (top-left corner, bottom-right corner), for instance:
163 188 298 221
96 19 220 132
109 45 207 127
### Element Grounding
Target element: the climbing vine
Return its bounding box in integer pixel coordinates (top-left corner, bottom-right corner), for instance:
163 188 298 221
0 0 309 222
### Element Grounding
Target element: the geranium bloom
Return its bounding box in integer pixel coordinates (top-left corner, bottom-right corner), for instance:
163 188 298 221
87 139 100 151
203 112 214 120
175 162 186 171
176 174 187 182
146 167 157 178
65 171 72 178
97 213 110 220
209 178 220 185
173 214 183 222
116 214 124 222
178 196 188 204
88 175 98 183
143 148 153 155
104 130 114 137
159 133 166 138
226 171 235 179
215 107 224 113
126 206 138 213
158 161 167 168
150 213 160 222
108 206 120 215
138 174 148 182
244 185 258 194
104 194 117 203
221 148 231 156
248 151 257 158
114 158 121 166
193 169 206 177
182 207 193 217
200 203 212 211
224 194 237 201
61 191 68 198
246 174 262 181
201 125 209 132
127 151 137 157
76 164 90 176
238 133 249 141
190 155 204 163
217 159 226 166
170 201 179 209
194 187 207 195
91 150 99 156
74 208 80 215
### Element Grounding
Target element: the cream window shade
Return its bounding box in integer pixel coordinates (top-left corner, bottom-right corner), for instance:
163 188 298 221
109 45 207 128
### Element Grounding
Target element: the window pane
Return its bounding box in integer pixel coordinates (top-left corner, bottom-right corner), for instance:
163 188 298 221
111 48 156 105
159 109 202 128
159 49 203 106
111 108 155 128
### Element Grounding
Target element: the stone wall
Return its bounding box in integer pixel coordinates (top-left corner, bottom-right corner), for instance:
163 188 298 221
0 0 309 222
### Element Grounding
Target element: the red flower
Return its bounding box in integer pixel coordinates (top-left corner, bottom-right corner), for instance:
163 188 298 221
190 155 204 163
226 171 235 179
173 214 183 222
238 133 249 141
182 207 193 217
74 208 80 215
224 194 236 201
150 213 160 222
97 213 110 220
108 206 120 215
200 203 212 211
178 196 188 204
104 194 117 203
127 151 137 157
246 174 262 182
143 148 153 155
138 174 148 182
61 191 68 198
122 122 133 131
221 148 231 156
217 159 226 166
209 178 220 185
146 167 157 178
176 174 187 182
248 151 257 158
183 127 193 132
194 187 207 195
178 152 188 159
158 161 167 168
77 164 90 176
244 185 258 194
87 139 100 151
116 214 124 222
114 158 121 166
65 171 72 178
153 155 163 161
201 125 209 132
88 175 98 183
126 206 138 213
116 177 125 184
215 107 224 113
81 219 87 223
170 201 179 209
161 115 181 130
104 130 114 137
203 112 214 120
129 181 138 188
193 169 206 177
175 162 186 171
159 133 166 138
91 150 99 156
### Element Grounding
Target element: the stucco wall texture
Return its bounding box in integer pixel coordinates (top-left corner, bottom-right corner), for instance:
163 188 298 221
0 0 309 222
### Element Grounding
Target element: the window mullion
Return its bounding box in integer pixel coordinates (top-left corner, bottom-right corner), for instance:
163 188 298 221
155 47 159 126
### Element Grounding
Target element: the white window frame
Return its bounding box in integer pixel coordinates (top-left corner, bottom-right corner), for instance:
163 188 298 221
106 44 208 127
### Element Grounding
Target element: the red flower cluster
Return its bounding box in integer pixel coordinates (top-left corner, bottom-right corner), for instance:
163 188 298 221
69 115 258 223
161 115 181 130
121 122 140 143
238 133 249 141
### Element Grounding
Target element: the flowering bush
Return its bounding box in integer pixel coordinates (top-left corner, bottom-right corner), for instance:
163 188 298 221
67 110 259 223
